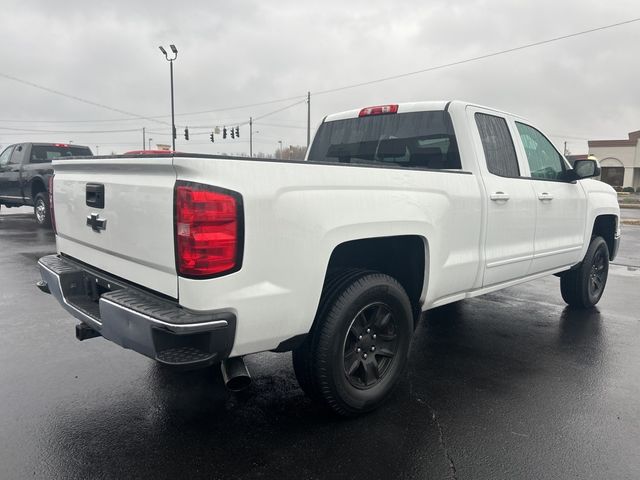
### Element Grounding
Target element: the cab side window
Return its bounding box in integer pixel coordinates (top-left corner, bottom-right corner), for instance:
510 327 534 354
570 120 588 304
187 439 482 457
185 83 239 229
515 122 565 180
475 113 520 178
0 146 14 167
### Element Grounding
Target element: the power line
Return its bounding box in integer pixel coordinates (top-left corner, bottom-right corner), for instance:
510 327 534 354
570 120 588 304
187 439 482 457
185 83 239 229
173 96 306 118
0 126 143 134
170 99 307 134
0 96 306 125
0 16 637 128
252 99 307 122
313 17 640 96
254 122 306 130
0 72 170 126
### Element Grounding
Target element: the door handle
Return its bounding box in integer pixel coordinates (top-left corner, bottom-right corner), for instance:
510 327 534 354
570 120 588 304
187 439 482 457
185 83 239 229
490 192 510 201
537 192 554 201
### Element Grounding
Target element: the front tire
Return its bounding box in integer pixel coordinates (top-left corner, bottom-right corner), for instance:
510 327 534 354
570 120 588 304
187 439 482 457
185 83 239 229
293 271 413 416
560 236 609 308
34 192 51 228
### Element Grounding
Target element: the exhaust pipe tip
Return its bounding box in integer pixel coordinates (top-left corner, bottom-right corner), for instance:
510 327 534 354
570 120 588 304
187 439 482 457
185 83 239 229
221 356 252 392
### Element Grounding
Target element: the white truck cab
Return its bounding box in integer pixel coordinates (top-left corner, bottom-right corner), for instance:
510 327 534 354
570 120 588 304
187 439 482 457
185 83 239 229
38 100 620 415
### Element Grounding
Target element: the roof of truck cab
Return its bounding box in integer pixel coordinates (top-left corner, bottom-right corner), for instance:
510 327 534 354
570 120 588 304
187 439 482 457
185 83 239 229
323 100 521 123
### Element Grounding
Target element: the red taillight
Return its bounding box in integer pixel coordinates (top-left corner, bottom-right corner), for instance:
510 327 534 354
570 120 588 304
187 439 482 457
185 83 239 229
53 143 69 147
358 104 399 117
48 175 57 234
175 182 242 278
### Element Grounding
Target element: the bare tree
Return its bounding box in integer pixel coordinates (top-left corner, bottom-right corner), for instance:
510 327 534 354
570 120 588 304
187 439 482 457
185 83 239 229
274 145 307 161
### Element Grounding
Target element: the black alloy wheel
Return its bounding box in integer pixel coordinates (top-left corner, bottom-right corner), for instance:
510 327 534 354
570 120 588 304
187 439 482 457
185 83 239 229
560 236 609 308
343 302 399 389
292 270 413 416
588 246 608 299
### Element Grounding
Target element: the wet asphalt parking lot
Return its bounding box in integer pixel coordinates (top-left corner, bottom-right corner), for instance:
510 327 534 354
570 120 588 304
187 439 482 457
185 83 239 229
1 207 639 480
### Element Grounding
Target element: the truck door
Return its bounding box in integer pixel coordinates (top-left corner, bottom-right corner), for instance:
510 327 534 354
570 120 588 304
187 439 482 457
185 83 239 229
512 122 587 273
0 145 20 203
468 108 537 286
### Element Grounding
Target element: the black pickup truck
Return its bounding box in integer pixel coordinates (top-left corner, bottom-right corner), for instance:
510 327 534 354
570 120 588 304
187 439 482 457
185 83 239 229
0 143 93 227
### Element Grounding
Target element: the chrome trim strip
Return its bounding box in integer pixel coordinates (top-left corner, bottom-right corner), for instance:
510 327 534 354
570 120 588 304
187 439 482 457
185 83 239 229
39 259 228 332
99 297 228 331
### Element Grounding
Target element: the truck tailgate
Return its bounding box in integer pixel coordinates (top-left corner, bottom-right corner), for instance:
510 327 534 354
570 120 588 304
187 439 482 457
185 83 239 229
52 157 178 298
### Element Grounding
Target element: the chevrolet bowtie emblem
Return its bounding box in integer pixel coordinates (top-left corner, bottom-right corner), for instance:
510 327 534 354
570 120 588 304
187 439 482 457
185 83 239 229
86 213 107 232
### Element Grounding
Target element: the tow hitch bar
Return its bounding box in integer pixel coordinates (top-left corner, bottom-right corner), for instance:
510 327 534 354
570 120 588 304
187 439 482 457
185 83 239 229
75 323 101 341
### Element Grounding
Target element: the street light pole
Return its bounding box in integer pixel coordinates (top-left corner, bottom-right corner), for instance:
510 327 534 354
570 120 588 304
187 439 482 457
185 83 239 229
159 45 178 151
307 91 310 149
148 137 153 150
278 140 283 159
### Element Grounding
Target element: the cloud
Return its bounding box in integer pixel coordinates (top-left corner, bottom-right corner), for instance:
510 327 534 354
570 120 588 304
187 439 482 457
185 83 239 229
0 0 638 154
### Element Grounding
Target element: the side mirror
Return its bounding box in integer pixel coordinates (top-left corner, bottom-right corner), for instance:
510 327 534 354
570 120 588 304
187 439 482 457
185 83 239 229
570 159 601 180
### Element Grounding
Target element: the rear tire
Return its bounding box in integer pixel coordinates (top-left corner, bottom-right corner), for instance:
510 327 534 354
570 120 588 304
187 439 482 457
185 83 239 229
560 236 609 308
34 192 51 228
293 270 413 416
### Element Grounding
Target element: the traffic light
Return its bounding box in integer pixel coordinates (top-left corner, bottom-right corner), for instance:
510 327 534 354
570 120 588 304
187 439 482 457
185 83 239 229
231 127 235 139
235 126 240 138
184 127 189 140
223 127 227 139
209 132 214 143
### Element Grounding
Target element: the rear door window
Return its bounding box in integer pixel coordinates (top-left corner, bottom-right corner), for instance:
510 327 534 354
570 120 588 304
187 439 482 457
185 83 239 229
308 111 461 170
475 113 520 178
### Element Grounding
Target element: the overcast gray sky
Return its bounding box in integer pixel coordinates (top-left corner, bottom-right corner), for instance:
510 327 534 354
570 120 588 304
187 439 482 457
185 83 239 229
0 0 638 156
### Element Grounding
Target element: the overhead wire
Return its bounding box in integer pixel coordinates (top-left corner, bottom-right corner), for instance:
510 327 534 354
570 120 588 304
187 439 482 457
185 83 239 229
0 72 171 126
0 17 638 143
0 126 144 134
313 17 640 96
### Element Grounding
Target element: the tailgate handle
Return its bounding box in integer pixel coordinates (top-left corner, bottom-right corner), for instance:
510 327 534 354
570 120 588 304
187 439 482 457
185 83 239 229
86 183 105 209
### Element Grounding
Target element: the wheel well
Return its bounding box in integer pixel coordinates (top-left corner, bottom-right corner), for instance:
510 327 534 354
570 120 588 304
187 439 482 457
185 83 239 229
31 178 46 200
325 235 426 314
592 215 617 259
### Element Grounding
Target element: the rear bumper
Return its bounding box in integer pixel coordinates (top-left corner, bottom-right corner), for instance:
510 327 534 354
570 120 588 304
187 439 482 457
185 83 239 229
37 254 236 369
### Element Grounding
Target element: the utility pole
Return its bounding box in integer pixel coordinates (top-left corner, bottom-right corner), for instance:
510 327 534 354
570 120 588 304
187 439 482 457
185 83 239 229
278 140 283 159
249 117 253 157
142 127 146 150
563 141 567 156
307 91 311 149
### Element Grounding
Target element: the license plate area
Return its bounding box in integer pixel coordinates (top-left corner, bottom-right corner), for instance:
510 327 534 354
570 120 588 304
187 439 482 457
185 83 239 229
63 271 123 321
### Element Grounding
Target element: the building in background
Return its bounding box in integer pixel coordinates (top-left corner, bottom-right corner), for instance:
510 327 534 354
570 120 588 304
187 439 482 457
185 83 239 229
588 130 640 189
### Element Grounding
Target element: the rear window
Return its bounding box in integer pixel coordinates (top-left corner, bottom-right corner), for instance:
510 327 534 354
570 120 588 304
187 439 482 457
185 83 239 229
30 145 93 164
308 110 461 170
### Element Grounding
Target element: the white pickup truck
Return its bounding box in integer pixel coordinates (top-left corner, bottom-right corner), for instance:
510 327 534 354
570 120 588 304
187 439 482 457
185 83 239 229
38 100 620 415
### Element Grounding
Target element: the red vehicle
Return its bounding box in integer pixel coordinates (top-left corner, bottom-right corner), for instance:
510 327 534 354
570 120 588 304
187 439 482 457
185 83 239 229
123 150 175 155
